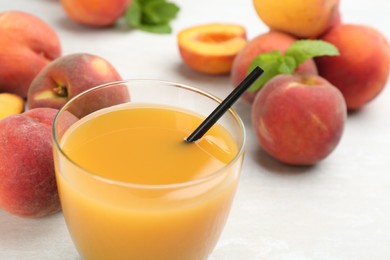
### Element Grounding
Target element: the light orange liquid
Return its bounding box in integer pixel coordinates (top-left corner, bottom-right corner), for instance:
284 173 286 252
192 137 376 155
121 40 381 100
55 104 242 260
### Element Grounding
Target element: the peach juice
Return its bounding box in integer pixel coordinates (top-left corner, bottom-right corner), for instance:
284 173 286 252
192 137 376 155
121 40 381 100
52 80 245 260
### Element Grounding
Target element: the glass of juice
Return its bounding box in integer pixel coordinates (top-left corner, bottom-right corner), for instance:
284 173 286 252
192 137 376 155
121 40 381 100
52 79 246 260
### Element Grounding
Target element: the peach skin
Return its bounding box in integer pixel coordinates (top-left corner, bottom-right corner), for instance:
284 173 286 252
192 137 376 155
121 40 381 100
316 24 390 110
0 108 61 218
252 73 347 165
27 53 129 116
61 0 131 27
0 11 61 98
252 0 340 39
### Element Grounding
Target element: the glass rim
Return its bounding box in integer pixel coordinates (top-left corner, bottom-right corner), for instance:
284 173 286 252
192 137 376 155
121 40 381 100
52 79 246 190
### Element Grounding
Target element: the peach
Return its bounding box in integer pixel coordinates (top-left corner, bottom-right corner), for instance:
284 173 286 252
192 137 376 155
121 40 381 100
252 0 340 39
0 93 25 119
252 73 347 165
0 11 62 98
0 108 61 218
177 23 247 75
316 24 390 110
231 31 318 103
61 0 131 27
27 53 129 117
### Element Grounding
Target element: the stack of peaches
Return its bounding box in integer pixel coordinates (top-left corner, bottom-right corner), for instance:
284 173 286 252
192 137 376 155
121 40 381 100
0 8 127 218
177 0 390 166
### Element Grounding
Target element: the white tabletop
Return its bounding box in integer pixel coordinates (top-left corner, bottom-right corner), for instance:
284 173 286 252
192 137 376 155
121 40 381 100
1 0 390 259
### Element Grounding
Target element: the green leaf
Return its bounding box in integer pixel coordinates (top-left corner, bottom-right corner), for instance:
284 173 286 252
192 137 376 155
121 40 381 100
143 1 179 24
246 39 339 93
137 23 172 34
286 39 339 67
124 0 179 34
247 51 296 92
139 0 163 5
141 0 165 24
278 56 296 74
125 0 142 27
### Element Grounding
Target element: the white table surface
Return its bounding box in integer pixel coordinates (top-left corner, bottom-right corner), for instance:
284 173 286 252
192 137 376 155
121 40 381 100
1 0 390 259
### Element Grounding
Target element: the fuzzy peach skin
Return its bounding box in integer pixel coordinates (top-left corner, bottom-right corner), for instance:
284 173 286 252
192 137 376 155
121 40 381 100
0 108 61 218
231 31 318 103
253 0 340 39
178 23 247 75
316 24 390 110
27 53 129 116
0 11 61 98
61 0 131 27
252 73 347 165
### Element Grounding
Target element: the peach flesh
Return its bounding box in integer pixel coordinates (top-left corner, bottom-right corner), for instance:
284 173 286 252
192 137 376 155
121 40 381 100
178 23 247 75
0 93 24 119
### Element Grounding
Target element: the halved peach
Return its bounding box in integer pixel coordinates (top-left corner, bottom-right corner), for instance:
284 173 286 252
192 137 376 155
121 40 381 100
177 23 247 75
0 93 24 119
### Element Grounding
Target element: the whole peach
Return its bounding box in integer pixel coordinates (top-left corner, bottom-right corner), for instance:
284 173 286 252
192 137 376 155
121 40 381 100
316 24 390 110
27 53 129 116
252 73 347 165
231 31 318 103
252 0 340 39
0 108 61 218
0 11 61 98
61 0 131 27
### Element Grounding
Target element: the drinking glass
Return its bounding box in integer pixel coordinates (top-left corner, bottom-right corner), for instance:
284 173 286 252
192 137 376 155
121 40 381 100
52 79 246 260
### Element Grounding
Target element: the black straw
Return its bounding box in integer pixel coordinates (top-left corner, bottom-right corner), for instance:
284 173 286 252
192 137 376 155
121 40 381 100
185 66 264 143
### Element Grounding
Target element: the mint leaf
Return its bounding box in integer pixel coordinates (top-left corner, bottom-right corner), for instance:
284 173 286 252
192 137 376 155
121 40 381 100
246 39 339 92
143 1 179 24
286 39 339 67
125 0 142 27
137 23 172 34
139 0 162 5
278 56 296 74
124 0 179 34
247 51 296 92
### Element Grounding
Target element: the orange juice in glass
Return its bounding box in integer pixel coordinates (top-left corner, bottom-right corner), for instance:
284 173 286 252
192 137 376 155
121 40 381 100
52 80 246 260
